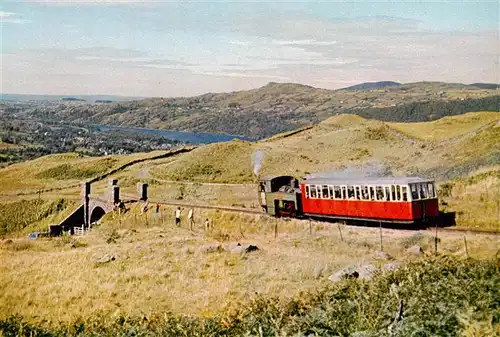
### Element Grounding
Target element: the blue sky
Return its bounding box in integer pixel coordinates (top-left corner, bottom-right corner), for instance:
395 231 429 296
1 1 499 96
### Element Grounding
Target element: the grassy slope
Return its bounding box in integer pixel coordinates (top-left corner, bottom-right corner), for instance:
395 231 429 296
2 255 498 336
0 112 499 335
437 167 500 229
0 206 498 330
0 111 497 233
0 151 168 196
389 111 500 141
148 111 500 182
0 198 80 236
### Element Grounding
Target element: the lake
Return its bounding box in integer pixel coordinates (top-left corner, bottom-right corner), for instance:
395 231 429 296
94 124 256 145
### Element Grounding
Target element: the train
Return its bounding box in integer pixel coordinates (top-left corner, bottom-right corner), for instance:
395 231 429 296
258 174 439 227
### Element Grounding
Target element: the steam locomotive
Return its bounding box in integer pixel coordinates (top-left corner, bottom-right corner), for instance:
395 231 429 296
258 175 439 226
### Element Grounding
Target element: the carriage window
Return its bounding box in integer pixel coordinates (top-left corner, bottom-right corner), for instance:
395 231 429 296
385 186 391 201
391 185 396 201
401 186 408 201
396 185 401 201
369 186 376 200
347 186 355 199
417 184 425 199
428 183 435 198
310 185 317 198
322 185 329 199
334 186 342 199
341 186 347 199
376 186 384 201
305 185 310 198
411 184 419 200
355 186 361 200
421 184 428 199
329 185 335 199
316 185 322 198
361 186 369 200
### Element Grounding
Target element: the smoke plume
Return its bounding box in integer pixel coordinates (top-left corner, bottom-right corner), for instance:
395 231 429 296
251 150 265 176
305 162 393 180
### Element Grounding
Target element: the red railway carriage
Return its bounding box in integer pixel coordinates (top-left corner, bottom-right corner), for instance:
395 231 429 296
300 176 439 224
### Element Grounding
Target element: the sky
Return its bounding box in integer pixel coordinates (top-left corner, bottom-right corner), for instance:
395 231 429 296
1 0 499 97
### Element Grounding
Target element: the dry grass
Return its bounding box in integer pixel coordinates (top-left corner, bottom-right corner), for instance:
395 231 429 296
0 112 497 232
438 167 500 229
0 151 168 196
143 112 498 185
1 112 497 199
1 204 498 327
388 111 500 142
1 109 499 334
150 141 256 183
0 198 80 236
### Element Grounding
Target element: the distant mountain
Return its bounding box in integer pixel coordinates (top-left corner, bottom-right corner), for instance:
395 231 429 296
0 93 145 102
1 81 498 139
343 81 401 91
61 97 86 102
468 83 500 90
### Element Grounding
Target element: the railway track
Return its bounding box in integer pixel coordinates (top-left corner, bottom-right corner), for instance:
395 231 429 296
124 195 500 236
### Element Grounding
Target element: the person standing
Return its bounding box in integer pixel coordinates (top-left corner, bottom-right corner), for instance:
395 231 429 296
155 203 160 217
188 208 195 230
204 218 210 231
175 207 181 227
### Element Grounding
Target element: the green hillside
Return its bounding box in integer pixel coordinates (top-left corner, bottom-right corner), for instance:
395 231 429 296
147 111 500 183
0 111 498 235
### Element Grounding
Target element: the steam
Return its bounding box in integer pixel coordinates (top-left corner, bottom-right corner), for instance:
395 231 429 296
305 162 393 180
251 150 265 176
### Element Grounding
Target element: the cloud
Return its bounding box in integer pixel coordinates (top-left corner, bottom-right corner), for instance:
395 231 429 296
191 71 290 81
0 48 276 96
0 11 30 24
19 0 161 5
272 40 339 46
1 8 498 96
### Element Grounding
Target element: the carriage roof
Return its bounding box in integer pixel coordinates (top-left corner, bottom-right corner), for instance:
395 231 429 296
301 176 433 186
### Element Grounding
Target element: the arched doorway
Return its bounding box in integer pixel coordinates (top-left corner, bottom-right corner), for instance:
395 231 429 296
90 206 106 225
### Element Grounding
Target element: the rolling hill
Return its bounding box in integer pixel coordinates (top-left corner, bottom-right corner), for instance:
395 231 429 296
1 111 498 232
2 81 498 139
343 81 401 90
0 112 499 335
145 111 500 183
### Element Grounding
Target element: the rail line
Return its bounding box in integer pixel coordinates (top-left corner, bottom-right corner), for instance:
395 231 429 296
124 196 500 236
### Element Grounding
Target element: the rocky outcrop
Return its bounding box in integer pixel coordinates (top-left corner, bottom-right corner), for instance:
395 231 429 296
200 242 259 254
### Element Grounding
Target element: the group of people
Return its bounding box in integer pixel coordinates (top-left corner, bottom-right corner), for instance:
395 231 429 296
153 203 210 230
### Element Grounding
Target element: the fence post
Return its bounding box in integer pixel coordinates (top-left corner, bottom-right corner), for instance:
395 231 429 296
337 222 344 242
497 199 499 233
274 220 278 239
434 222 438 255
309 219 312 235
379 221 383 251
239 222 245 238
463 235 468 257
